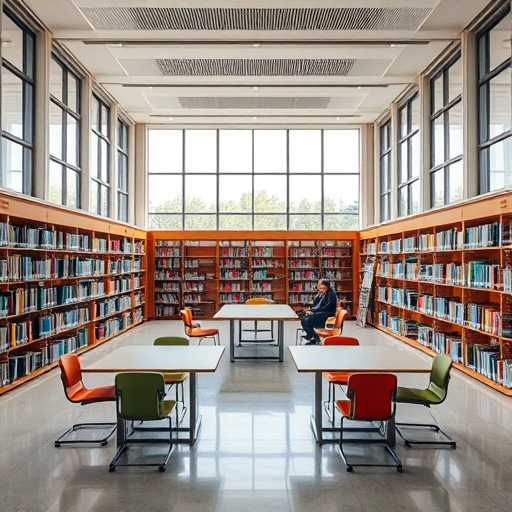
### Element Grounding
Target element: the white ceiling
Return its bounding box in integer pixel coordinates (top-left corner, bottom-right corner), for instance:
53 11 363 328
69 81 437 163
23 0 494 127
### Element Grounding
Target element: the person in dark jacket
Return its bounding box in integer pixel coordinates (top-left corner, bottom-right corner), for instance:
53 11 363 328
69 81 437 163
301 279 338 345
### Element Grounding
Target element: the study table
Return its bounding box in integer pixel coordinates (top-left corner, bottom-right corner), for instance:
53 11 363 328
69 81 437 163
83 345 225 445
288 345 431 446
214 304 298 362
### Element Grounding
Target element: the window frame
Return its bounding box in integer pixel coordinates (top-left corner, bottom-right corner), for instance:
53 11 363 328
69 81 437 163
379 118 392 222
117 117 129 222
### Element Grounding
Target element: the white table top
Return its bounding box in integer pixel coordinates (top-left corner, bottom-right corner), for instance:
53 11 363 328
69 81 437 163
288 345 431 373
214 304 298 320
82 345 225 373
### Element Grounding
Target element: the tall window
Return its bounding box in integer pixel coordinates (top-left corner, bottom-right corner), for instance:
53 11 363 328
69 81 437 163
430 55 463 207
49 55 81 207
90 94 111 217
147 129 360 230
478 6 511 193
117 118 129 222
1 9 35 195
397 94 420 217
379 119 392 222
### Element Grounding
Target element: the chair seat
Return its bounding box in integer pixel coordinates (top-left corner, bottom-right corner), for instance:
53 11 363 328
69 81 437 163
162 372 188 384
68 383 116 403
314 328 335 338
335 398 351 417
323 371 351 385
189 327 218 337
396 386 442 405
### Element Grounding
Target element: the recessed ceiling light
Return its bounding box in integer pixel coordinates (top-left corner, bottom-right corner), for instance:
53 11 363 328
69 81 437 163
357 86 362 90
252 43 261 48
1 38 12 48
252 116 258 120
336 117 342 121
168 117 174 121
252 86 259 91
390 44 396 48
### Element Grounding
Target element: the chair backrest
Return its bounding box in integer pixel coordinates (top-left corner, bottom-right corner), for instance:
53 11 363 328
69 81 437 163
428 354 453 403
322 335 359 346
245 297 273 304
331 308 348 335
346 373 397 422
180 308 195 335
115 372 166 421
59 353 84 401
154 336 189 346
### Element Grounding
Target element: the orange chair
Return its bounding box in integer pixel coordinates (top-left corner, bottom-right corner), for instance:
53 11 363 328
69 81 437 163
314 308 348 342
322 335 360 424
55 353 117 447
336 373 402 472
239 297 275 343
180 307 220 345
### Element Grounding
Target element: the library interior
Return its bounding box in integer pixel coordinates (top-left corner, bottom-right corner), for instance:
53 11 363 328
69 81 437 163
0 0 511 511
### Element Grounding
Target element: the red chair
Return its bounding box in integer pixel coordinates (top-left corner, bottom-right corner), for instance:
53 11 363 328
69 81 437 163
321 335 360 424
314 308 348 342
55 353 117 447
180 307 220 345
335 373 402 472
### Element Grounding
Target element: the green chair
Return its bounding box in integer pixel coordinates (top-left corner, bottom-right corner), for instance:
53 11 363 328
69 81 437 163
154 336 189 423
109 372 176 472
395 354 457 448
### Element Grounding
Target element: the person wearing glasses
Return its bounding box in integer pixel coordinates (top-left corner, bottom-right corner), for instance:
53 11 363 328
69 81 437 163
300 279 338 345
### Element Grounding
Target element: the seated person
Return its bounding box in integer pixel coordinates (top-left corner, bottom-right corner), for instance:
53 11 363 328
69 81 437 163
301 279 337 345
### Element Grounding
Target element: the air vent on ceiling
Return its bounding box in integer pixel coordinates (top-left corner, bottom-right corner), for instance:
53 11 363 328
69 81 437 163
80 7 432 31
120 58 356 76
176 97 331 109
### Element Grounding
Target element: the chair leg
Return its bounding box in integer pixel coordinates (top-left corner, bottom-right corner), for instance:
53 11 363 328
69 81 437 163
395 422 456 448
55 422 117 447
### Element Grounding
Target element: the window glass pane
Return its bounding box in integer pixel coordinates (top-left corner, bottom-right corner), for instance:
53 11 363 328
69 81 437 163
118 193 128 222
254 130 286 173
324 214 358 230
67 113 78 167
68 74 79 114
398 186 407 217
1 138 24 192
289 130 321 173
433 115 445 166
66 168 78 208
410 180 420 214
489 137 512 191
324 175 359 214
48 161 62 205
219 175 252 212
381 192 390 222
380 156 389 192
185 130 216 173
411 96 420 132
150 214 182 230
90 182 98 214
219 215 252 230
289 175 321 212
149 130 183 173
49 102 63 160
1 67 23 138
399 106 407 139
118 154 128 191
219 130 252 173
433 74 444 113
90 133 99 179
91 97 100 130
489 12 512 72
448 102 463 160
184 175 216 212
100 184 109 217
254 175 287 213
2 13 24 72
324 130 359 173
411 133 420 178
432 169 445 207
184 215 216 230
448 58 462 103
448 160 463 204
254 214 287 230
50 58 63 102
490 68 512 138
399 142 407 184
100 138 108 182
100 104 109 136
289 215 321 230
148 174 182 213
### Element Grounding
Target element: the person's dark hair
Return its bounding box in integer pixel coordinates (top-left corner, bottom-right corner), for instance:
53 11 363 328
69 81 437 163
319 279 331 288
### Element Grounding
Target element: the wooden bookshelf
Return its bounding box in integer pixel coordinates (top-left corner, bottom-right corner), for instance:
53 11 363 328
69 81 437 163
147 231 359 321
360 189 512 396
0 192 146 395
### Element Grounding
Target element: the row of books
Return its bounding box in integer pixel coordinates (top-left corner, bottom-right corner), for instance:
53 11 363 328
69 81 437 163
219 247 248 257
133 291 144 306
155 247 181 257
289 282 319 292
288 259 317 269
220 269 249 279
220 283 246 292
109 258 134 274
289 293 316 304
184 282 205 291
252 259 283 268
157 282 180 292
95 313 132 341
33 307 90 339
155 258 181 269
155 292 179 304
324 269 352 280
155 304 179 316
95 295 132 319
289 270 319 281
155 270 180 280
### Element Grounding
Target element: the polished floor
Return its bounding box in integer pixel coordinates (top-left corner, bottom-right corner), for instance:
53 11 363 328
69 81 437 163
1 319 512 512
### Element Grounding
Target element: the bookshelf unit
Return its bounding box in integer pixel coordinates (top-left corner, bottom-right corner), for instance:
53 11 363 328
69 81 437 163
360 190 512 396
148 231 359 321
0 192 146 395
